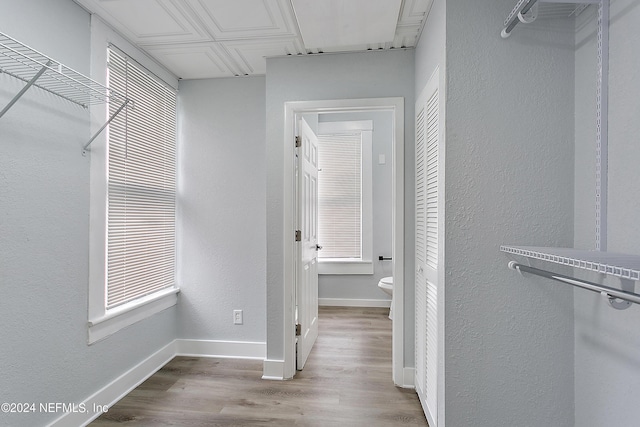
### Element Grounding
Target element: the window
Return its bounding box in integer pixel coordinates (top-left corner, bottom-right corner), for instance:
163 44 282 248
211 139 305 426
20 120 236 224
88 44 178 343
106 47 177 308
316 120 373 275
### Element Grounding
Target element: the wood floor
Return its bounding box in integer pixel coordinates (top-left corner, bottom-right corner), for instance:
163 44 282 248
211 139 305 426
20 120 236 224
91 307 428 426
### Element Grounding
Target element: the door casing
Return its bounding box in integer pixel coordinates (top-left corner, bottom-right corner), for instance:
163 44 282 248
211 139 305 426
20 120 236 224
281 97 405 384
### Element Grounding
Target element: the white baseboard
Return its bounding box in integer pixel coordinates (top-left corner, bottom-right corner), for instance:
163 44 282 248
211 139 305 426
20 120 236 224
319 298 391 308
176 339 265 360
402 367 415 389
262 359 286 380
48 339 266 426
416 382 436 427
48 341 177 427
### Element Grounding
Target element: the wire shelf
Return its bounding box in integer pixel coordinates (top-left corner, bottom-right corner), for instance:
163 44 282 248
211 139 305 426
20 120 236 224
501 245 640 281
0 31 127 109
0 31 131 154
501 0 597 38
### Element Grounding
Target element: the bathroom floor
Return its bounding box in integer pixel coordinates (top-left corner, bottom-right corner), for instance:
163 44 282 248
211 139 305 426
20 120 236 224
91 307 428 426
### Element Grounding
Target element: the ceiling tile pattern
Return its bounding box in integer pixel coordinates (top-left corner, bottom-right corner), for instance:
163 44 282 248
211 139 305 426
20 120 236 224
74 0 432 80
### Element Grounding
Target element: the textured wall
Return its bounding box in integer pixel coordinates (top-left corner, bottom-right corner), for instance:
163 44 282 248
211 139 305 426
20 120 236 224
574 2 640 425
265 49 415 364
177 77 267 342
0 1 177 426
443 1 575 425
317 111 394 302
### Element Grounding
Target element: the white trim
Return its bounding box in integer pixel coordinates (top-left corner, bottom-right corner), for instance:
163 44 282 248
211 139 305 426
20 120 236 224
262 359 286 380
48 339 268 426
48 341 177 427
87 16 180 343
317 120 373 134
319 298 391 308
416 380 436 427
175 339 266 360
391 99 405 388
402 367 416 389
318 260 374 275
280 97 405 386
88 290 179 344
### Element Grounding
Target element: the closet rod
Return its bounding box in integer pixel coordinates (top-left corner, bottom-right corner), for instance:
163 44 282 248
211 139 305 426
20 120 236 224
502 0 540 38
508 261 640 305
502 0 601 38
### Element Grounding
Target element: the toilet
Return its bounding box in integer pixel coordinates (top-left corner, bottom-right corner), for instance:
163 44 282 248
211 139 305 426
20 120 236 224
377 276 393 320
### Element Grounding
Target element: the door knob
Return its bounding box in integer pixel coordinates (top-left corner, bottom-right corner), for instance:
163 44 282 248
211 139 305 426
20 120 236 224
316 244 323 251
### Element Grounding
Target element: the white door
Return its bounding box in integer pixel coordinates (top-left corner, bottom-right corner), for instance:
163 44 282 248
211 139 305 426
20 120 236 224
296 117 319 370
415 68 440 426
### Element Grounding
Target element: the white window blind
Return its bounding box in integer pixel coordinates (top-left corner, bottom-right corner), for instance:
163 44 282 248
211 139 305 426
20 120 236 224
317 133 362 259
106 46 177 309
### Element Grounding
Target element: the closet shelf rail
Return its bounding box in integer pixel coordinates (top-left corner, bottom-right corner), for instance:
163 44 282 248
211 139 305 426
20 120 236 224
501 246 640 281
502 0 540 38
0 31 130 154
507 261 640 308
502 246 640 310
501 0 598 38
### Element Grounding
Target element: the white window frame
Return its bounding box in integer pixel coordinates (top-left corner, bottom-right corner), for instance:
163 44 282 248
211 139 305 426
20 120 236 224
86 18 179 344
316 120 373 275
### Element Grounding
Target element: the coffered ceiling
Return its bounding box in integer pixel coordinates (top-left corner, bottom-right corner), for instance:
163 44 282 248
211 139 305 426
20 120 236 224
73 0 433 80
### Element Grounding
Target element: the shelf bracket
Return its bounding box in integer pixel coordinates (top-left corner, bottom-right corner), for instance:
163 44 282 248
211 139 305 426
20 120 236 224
0 60 51 119
595 0 610 251
82 99 131 156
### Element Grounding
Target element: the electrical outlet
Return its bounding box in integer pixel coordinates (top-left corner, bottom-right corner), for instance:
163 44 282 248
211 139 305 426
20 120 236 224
233 309 243 325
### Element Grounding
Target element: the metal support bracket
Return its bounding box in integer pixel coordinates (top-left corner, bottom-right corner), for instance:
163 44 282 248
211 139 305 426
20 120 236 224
0 61 51 119
595 0 609 251
1 31 131 157
82 99 131 156
606 295 631 310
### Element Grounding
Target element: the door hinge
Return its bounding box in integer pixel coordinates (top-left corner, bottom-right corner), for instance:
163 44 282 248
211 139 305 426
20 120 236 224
295 136 301 147
295 230 301 241
295 323 301 336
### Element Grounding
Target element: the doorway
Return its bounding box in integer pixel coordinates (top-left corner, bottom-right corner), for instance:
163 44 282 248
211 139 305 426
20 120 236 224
282 97 405 385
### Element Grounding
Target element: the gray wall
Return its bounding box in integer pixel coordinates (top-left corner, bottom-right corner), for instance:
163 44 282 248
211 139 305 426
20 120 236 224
574 2 640 425
317 111 394 302
177 77 266 342
415 0 445 94
441 1 575 425
265 49 415 364
0 1 177 426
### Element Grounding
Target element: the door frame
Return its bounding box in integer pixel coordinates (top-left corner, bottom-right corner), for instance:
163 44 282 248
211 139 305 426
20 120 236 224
282 97 405 385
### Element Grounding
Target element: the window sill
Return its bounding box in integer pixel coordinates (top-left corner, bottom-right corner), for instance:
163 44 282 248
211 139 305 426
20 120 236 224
88 287 180 344
318 260 374 275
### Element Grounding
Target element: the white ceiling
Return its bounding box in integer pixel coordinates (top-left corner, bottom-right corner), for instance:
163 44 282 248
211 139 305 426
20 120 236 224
73 0 433 80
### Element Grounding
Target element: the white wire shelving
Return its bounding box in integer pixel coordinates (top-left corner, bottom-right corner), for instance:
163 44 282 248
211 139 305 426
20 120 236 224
501 246 640 281
0 31 130 154
502 245 640 309
501 0 610 250
498 1 640 309
501 0 598 38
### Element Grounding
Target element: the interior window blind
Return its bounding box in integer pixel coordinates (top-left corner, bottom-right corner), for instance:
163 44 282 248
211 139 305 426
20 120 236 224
317 133 362 259
106 46 176 309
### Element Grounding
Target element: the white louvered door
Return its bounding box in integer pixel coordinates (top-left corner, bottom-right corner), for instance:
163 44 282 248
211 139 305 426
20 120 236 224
415 68 440 427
